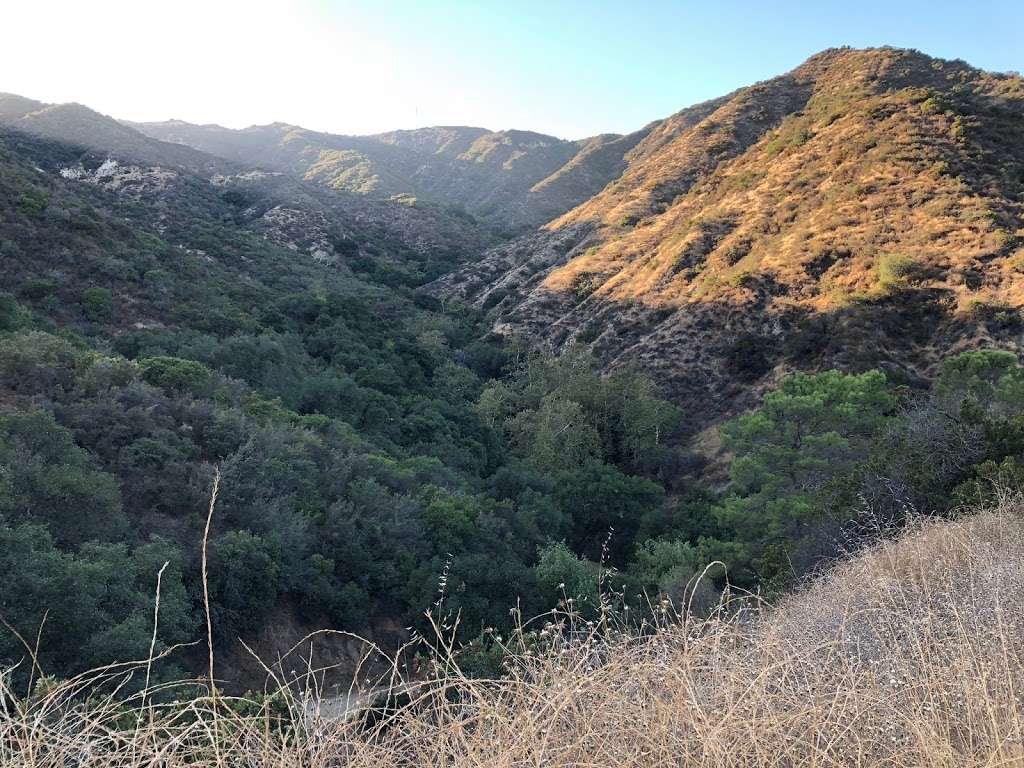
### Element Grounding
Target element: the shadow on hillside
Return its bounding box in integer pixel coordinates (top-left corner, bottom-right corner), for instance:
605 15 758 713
522 285 1020 437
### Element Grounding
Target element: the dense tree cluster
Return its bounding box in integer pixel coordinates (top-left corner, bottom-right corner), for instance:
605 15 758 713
4 126 1024 686
7 269 1023 684
0 284 689 682
695 350 1024 591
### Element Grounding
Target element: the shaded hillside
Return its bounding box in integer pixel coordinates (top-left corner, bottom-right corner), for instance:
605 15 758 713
0 127 368 333
131 119 650 231
430 47 1024 433
0 95 496 277
0 121 690 687
0 93 229 174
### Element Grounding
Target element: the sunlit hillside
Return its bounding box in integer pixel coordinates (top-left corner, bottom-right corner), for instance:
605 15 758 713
433 47 1024 431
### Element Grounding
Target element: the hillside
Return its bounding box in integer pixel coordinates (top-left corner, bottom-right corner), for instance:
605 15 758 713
0 116 690 688
430 47 1024 433
0 93 230 174
131 118 650 231
0 95 496 277
347 506 1024 766
6 43 1024 727
6 504 1023 766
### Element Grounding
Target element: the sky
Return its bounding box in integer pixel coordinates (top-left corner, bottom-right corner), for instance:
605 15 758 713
2 0 1021 139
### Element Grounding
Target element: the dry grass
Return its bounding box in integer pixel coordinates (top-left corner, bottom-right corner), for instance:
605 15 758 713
4 504 1024 766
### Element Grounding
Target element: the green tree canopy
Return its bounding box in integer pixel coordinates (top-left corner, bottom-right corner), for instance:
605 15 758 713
0 410 126 547
716 370 896 580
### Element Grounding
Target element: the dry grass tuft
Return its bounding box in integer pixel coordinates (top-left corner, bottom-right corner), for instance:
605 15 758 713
5 505 1024 766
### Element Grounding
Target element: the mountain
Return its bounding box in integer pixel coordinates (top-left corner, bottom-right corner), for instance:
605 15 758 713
5 44 1024 699
429 47 1024 434
0 93 229 174
0 93 496 277
131 119 650 232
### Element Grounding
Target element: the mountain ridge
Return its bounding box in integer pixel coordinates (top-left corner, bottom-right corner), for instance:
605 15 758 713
9 46 1022 438
129 116 651 231
428 46 1024 433
0 91 498 275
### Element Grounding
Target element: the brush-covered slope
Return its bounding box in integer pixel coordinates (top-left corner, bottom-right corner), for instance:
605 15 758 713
432 47 1024 432
0 120 689 690
0 94 495 275
0 127 360 333
0 93 229 174
132 119 650 231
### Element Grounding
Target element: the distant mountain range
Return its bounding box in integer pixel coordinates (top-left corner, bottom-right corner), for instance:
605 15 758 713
0 90 496 277
127 119 650 232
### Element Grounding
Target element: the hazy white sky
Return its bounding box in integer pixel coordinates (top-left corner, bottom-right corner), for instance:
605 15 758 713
5 0 552 135
3 0 443 133
3 0 1021 139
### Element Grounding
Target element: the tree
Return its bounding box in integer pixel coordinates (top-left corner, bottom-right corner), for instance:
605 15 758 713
509 394 600 472
0 410 126 547
612 371 681 472
0 292 25 331
716 370 895 580
555 460 664 565
0 331 82 397
534 542 599 612
208 531 280 642
418 485 484 553
0 522 193 681
138 356 211 395
480 350 680 475
630 538 697 591
628 537 705 608
80 287 113 322
936 349 1024 417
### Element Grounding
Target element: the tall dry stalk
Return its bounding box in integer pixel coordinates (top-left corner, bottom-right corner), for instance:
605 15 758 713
200 466 221 765
142 561 168 703
201 466 220 697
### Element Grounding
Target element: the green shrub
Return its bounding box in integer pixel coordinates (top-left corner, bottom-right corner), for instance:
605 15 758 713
571 272 604 301
18 277 59 300
877 254 924 289
729 270 756 289
996 231 1021 255
80 287 113 322
17 189 50 217
0 292 25 331
138 356 212 394
920 95 949 115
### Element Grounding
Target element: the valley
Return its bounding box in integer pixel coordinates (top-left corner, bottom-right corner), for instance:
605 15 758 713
1 44 1023 722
